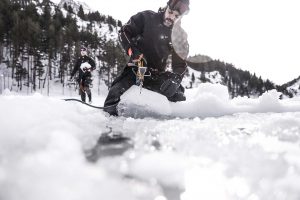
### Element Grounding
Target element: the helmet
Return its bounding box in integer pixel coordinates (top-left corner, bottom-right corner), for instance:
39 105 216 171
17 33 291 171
167 0 189 15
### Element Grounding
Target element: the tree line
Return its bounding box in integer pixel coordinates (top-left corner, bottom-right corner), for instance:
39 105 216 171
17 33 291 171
187 57 276 98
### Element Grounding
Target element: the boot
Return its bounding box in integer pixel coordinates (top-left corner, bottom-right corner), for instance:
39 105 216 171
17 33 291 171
80 90 86 102
87 91 92 104
168 91 186 102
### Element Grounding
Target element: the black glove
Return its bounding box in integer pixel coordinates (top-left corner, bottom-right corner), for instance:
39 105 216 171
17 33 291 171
160 73 182 97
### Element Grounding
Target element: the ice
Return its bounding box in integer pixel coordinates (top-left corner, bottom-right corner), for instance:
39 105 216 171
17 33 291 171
1 84 300 200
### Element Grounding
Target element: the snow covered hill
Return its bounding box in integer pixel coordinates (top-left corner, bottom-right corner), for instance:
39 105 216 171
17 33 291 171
279 76 300 98
1 85 300 200
58 0 93 14
182 67 224 89
57 0 119 40
286 78 300 97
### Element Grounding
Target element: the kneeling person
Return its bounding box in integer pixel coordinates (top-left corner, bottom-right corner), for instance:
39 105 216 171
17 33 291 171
104 0 190 116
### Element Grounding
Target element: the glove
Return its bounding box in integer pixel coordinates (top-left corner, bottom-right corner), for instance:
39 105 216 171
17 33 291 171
160 73 182 97
128 47 143 63
83 67 90 72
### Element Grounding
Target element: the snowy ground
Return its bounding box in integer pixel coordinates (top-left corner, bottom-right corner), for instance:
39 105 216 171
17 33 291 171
1 83 300 200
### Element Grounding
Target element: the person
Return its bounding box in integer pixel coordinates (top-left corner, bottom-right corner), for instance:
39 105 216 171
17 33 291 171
70 46 96 103
104 0 190 116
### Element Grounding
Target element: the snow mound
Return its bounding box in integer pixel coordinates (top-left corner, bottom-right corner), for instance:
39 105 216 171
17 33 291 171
118 86 172 118
118 84 300 118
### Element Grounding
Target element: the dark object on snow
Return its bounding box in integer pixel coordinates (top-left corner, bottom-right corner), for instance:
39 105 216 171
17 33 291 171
85 127 133 162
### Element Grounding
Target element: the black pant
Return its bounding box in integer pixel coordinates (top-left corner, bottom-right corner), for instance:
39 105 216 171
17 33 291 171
103 66 185 116
79 77 92 102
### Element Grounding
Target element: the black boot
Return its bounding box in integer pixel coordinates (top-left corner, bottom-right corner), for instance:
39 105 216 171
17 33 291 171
86 88 92 103
80 90 86 102
103 102 118 116
168 91 186 102
167 85 186 102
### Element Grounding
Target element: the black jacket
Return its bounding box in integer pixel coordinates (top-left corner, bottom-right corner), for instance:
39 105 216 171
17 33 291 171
119 9 189 75
71 55 96 79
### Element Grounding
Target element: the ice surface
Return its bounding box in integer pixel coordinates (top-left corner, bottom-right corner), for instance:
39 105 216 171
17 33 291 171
1 84 300 200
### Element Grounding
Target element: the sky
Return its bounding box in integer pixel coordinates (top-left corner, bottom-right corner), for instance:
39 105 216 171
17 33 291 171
52 0 300 85
1 83 300 200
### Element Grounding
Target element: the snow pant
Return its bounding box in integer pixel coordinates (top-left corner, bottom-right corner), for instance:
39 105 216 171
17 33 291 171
103 66 186 116
79 77 92 102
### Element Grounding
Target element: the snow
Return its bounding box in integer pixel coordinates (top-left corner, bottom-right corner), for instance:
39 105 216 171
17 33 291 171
1 83 300 200
119 86 172 117
120 84 300 118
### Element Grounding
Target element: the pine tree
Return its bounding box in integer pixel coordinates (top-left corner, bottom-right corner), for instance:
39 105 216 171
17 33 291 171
78 5 85 20
67 5 73 13
63 2 68 10
264 79 275 91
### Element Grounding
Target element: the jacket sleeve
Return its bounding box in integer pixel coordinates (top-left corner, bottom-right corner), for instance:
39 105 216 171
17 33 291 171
88 57 96 70
119 12 145 54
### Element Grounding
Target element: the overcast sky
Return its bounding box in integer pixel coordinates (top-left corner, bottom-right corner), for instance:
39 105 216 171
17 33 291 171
53 0 300 85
